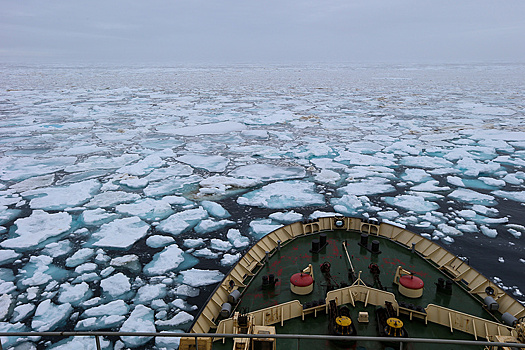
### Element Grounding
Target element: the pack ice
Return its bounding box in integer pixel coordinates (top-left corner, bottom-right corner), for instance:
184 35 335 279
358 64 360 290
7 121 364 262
0 64 524 348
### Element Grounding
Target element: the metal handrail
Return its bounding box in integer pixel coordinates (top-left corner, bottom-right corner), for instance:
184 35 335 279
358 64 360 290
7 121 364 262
1 331 524 350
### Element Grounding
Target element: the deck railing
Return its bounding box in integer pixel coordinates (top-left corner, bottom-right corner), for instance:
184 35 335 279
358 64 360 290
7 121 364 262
1 331 524 350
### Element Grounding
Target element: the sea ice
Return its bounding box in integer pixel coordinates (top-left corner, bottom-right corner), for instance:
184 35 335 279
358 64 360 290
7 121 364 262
226 229 250 249
143 244 185 276
22 179 100 210
1 156 77 181
479 177 506 188
161 121 246 136
248 219 283 239
197 175 260 197
57 282 92 306
7 174 54 192
472 204 499 217
110 255 141 273
117 155 165 176
173 284 200 298
314 169 341 185
410 180 450 192
0 206 22 226
377 211 399 220
156 207 208 236
75 315 126 331
449 189 497 206
42 240 73 258
85 191 141 208
183 238 206 249
0 249 20 266
31 300 73 332
146 235 175 248
0 294 13 321
400 156 453 169
116 198 174 222
503 173 524 185
336 152 396 167
194 219 235 234
268 211 303 223
220 253 241 267
480 226 498 238
176 154 229 172
493 190 525 203
457 224 479 233
144 163 194 182
229 164 306 181
155 331 183 349
201 200 231 218
119 305 156 348
506 224 524 238
100 273 131 298
331 195 367 216
241 129 269 139
210 238 233 251
238 180 325 209
1 210 72 250
64 154 140 173
65 248 95 267
179 269 225 287
193 248 219 259
382 195 439 213
437 224 463 236
143 174 203 197
401 168 432 183
92 217 149 249
82 300 129 318
75 263 97 274
80 208 118 226
18 255 69 289
338 178 395 196
155 311 194 329
11 303 35 323
134 284 167 304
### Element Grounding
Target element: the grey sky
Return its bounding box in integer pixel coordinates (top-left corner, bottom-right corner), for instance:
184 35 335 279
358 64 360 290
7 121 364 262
1 0 524 65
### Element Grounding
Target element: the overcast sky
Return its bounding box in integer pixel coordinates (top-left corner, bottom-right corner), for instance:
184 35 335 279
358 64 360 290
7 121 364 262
1 0 524 65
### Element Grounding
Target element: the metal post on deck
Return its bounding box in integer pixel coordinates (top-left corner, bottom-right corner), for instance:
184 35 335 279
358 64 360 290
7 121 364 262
195 336 199 350
297 337 300 350
277 240 281 251
95 335 101 350
265 251 269 263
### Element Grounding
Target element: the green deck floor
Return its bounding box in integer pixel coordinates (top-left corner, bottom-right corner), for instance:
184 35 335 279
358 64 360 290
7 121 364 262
214 229 496 350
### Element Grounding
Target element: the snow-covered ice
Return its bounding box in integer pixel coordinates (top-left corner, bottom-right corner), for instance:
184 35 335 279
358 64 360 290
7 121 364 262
143 244 185 276
1 210 72 250
91 217 149 249
238 180 325 209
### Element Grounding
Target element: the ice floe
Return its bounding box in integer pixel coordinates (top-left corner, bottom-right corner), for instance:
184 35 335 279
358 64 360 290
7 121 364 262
156 207 208 236
143 244 185 276
119 305 156 348
238 180 325 209
179 269 225 287
100 273 131 299
1 211 72 250
92 217 149 249
31 300 73 332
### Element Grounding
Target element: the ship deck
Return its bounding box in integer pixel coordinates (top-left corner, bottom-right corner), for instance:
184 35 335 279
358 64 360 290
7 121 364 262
214 229 496 349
